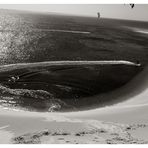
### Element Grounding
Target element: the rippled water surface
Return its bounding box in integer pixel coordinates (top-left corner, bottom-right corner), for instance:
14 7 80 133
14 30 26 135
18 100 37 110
0 9 148 112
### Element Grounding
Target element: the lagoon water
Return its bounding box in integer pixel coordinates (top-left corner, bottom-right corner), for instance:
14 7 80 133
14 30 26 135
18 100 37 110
0 9 148 112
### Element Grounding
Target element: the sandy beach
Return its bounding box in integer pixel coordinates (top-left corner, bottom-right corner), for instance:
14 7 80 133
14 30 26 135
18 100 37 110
0 66 148 144
0 101 148 144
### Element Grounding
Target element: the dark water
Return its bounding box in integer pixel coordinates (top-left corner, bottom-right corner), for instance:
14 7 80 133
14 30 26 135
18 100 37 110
1 9 148 65
0 62 142 112
0 9 148 112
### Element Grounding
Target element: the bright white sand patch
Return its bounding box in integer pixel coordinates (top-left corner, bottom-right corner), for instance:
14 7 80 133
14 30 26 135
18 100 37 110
0 130 14 144
0 125 14 144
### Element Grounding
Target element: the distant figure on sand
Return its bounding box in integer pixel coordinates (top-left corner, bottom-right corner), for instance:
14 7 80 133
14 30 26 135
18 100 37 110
97 12 100 19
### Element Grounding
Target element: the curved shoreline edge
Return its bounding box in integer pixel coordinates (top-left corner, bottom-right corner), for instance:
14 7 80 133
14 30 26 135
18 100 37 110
0 65 148 143
0 60 141 69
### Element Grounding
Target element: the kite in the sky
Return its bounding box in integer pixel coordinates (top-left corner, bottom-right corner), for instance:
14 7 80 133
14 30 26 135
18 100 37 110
130 4 135 9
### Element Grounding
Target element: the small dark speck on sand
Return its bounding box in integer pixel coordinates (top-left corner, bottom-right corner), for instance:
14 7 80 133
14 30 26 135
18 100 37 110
75 133 81 136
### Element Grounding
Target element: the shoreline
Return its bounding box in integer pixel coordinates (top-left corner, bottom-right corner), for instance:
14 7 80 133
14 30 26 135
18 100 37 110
0 60 141 68
0 66 148 143
1 102 148 144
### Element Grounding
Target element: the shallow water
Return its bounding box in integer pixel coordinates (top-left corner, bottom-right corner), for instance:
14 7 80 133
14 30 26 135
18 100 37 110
0 9 148 112
0 61 142 112
0 9 148 65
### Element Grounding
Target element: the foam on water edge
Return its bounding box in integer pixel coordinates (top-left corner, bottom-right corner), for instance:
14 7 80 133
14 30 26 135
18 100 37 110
0 60 141 69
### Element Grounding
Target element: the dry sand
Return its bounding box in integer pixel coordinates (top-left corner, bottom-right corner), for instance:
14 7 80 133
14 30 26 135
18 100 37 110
0 104 148 144
0 66 148 144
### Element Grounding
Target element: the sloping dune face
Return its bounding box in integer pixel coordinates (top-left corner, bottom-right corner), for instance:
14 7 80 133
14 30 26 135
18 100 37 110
0 61 142 112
